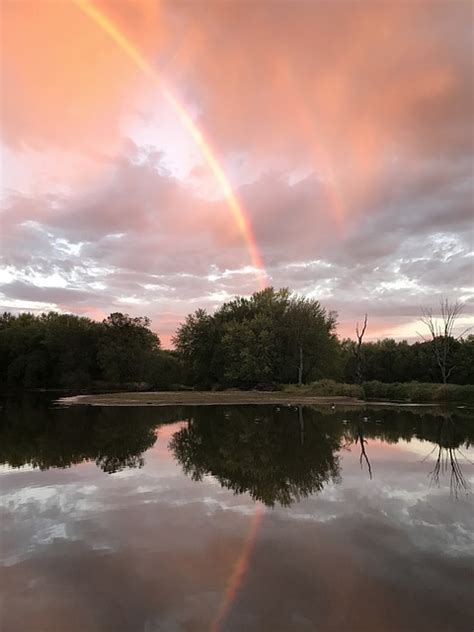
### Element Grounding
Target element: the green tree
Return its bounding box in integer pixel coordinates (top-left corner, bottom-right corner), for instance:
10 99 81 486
172 308 222 387
173 287 338 388
97 313 160 384
282 296 339 384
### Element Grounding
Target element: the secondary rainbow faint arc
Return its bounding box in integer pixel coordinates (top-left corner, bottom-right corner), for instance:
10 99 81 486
74 0 267 289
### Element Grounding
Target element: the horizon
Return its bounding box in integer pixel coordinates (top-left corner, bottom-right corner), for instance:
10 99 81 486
1 0 473 348
4 292 472 350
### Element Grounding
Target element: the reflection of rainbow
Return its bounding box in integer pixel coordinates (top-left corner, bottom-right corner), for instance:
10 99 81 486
210 505 265 632
74 0 268 289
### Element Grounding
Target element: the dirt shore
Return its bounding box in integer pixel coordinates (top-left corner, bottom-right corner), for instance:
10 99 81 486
56 390 438 408
57 391 367 407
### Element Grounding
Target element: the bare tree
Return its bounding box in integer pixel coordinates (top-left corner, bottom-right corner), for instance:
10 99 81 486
419 300 470 384
351 314 368 385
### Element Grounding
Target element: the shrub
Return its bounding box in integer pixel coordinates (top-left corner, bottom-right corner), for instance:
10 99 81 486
284 380 364 399
285 380 474 404
363 380 474 403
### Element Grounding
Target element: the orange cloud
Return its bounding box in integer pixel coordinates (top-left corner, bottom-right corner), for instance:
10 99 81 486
1 0 158 152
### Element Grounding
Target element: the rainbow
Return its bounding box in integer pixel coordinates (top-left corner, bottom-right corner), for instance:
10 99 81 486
210 505 265 632
276 59 346 231
74 0 268 289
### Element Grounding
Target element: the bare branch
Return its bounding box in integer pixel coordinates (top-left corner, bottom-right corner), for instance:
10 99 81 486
419 299 465 384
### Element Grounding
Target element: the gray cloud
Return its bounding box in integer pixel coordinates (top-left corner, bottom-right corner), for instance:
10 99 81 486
1 143 472 343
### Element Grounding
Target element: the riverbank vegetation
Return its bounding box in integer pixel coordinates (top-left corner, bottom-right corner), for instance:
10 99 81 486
1 288 473 401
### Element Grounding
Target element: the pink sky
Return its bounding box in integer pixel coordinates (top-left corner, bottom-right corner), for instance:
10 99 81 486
1 0 472 347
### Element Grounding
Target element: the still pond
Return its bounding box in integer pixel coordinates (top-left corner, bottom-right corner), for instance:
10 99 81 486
1 397 473 631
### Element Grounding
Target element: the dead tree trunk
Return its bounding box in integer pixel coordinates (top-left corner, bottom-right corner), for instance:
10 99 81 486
352 315 368 385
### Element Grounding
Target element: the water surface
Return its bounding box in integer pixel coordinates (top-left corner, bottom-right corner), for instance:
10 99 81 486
1 398 473 631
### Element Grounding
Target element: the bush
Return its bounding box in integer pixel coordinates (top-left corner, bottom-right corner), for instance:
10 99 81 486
284 380 474 404
432 384 474 404
284 380 364 399
362 380 474 403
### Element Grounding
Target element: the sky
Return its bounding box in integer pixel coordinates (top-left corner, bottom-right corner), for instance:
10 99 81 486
1 0 473 347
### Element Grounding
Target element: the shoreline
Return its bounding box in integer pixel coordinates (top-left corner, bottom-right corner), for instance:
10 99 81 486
56 391 438 408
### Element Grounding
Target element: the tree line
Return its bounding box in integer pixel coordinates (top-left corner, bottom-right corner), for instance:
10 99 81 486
1 287 472 390
0 311 181 390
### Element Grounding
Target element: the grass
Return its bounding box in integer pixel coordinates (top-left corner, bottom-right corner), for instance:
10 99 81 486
58 380 474 407
285 379 474 404
363 380 474 404
283 380 364 399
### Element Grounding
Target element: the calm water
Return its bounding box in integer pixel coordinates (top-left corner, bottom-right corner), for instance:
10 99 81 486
1 398 473 632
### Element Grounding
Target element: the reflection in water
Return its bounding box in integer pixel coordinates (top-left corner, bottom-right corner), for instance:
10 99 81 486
423 415 472 498
343 418 373 479
169 406 341 507
170 406 474 505
210 505 265 632
1 398 474 632
0 396 183 473
1 398 473 501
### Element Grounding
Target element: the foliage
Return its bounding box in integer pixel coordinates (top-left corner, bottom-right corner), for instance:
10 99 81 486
1 290 473 393
339 336 473 386
362 380 474 404
173 287 339 388
0 311 182 391
284 379 365 399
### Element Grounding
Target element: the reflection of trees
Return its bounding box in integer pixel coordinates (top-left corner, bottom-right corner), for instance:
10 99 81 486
422 415 472 497
0 399 182 473
1 396 473 497
342 419 373 479
354 420 373 479
170 406 341 507
341 411 473 492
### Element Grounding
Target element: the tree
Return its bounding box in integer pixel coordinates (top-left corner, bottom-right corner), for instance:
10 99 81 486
172 308 222 387
419 300 470 384
98 313 160 384
173 287 339 388
0 311 166 390
451 335 474 385
284 296 338 385
351 314 367 384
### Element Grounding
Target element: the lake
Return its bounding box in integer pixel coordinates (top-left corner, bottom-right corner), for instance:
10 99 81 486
1 397 473 631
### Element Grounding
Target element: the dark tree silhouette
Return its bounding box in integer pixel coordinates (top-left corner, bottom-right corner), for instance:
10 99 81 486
351 314 368 385
169 406 341 507
419 300 470 384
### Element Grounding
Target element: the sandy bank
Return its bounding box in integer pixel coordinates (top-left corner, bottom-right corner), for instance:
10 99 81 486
57 391 367 407
56 391 441 409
